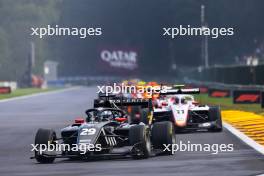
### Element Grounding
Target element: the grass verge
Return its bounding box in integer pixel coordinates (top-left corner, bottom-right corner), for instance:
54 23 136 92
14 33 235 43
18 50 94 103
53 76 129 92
0 88 59 100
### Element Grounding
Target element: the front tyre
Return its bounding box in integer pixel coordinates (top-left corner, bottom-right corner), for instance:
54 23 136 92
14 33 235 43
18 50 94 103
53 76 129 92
129 125 151 159
151 121 176 155
34 128 57 163
209 106 223 132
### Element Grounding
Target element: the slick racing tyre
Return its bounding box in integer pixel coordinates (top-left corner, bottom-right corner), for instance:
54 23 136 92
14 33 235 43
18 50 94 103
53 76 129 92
151 121 176 155
35 128 57 163
209 106 223 132
129 125 151 159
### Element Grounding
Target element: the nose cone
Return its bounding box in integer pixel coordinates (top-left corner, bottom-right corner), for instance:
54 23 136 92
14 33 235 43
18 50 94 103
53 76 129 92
172 106 188 127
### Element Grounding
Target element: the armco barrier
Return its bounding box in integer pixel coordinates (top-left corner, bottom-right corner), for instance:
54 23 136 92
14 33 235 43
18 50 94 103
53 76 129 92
233 90 261 104
208 88 231 98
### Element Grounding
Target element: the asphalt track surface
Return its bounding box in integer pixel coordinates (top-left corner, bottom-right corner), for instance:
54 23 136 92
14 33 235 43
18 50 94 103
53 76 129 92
0 87 263 176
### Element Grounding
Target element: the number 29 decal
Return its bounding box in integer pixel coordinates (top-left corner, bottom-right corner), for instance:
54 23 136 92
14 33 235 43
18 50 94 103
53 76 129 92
80 128 96 135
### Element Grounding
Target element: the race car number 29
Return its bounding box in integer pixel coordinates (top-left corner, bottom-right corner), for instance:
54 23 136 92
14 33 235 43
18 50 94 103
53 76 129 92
80 128 96 135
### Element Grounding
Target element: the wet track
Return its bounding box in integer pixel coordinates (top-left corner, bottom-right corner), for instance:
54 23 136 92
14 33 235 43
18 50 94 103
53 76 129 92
0 87 263 176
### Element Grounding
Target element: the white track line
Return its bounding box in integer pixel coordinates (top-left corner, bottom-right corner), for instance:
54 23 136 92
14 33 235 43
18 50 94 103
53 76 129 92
0 87 80 103
223 122 264 155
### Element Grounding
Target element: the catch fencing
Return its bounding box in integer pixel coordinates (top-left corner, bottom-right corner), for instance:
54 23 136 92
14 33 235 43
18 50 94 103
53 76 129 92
192 65 264 85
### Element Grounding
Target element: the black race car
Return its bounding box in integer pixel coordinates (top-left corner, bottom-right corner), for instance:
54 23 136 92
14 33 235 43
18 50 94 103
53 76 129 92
32 98 175 163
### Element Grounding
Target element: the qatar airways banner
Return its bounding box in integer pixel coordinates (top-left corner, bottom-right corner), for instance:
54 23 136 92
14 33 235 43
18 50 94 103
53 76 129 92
98 48 138 74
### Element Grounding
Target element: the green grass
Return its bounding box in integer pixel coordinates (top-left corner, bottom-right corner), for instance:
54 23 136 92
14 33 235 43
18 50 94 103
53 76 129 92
195 94 264 114
0 88 59 100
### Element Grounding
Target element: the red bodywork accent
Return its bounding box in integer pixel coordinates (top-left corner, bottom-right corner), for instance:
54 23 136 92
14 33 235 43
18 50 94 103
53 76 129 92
192 101 199 106
115 117 127 122
74 118 85 124
161 102 168 106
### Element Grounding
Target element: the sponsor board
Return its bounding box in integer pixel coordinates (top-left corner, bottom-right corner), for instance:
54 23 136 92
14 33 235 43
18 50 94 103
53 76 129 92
0 87 11 94
233 90 260 104
98 48 138 75
208 88 231 98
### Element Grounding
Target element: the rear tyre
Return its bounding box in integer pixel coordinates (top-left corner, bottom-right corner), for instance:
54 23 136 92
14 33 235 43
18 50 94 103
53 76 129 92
35 128 57 163
209 106 223 132
129 125 151 159
151 121 176 155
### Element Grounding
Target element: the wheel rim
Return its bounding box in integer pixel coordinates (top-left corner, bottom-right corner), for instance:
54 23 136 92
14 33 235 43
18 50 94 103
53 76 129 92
172 134 176 144
146 135 151 152
144 129 151 155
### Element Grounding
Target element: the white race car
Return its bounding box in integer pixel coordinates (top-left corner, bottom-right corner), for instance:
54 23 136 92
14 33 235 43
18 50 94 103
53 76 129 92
153 88 222 132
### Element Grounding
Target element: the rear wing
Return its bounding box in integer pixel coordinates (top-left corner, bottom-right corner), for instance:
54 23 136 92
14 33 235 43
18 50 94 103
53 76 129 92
160 88 200 95
98 92 118 99
94 98 152 109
